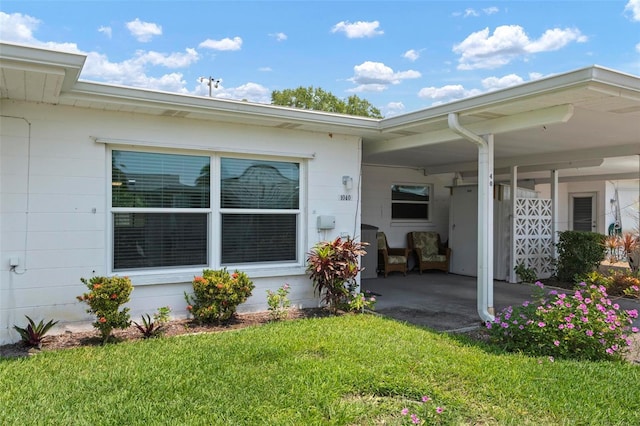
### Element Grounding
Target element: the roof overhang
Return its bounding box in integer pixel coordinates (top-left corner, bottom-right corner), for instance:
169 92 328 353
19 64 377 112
1 42 639 182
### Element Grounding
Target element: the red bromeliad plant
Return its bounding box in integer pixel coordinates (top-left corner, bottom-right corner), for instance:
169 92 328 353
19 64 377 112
306 237 367 314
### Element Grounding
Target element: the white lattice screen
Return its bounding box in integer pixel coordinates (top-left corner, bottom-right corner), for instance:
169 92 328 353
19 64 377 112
514 198 554 279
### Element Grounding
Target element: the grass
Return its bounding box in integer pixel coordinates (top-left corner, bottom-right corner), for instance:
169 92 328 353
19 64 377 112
1 314 639 425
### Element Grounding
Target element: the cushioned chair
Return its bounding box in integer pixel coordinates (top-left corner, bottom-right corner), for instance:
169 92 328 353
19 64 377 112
376 232 408 277
407 231 451 274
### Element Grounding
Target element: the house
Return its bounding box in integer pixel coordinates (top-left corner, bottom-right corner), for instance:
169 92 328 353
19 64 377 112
1 42 639 344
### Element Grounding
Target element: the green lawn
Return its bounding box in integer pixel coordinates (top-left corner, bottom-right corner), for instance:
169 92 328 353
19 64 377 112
1 314 638 425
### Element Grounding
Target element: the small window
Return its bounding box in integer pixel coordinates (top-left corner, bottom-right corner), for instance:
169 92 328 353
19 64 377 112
391 184 431 220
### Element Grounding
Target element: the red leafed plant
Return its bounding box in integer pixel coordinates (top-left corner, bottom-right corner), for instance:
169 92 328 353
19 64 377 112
306 237 367 314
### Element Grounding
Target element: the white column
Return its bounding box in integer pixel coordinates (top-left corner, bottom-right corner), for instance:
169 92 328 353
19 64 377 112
550 169 559 258
509 165 518 283
477 134 495 317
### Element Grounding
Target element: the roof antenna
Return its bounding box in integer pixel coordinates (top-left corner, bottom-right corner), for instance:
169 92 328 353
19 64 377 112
199 76 220 97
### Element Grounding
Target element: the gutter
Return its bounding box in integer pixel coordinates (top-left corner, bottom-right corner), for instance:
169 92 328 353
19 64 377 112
448 113 495 323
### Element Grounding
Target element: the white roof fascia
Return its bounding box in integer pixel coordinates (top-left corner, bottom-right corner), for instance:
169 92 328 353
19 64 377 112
377 65 640 134
66 80 383 135
0 42 85 92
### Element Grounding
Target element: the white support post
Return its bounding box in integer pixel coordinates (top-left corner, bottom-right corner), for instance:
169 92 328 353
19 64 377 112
509 165 518 283
448 112 495 322
480 134 495 316
550 169 559 259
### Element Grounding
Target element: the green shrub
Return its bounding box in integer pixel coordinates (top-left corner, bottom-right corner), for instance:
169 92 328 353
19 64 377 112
580 270 640 298
77 276 133 343
266 284 291 321
514 262 537 283
306 237 366 314
185 268 254 323
487 282 639 361
555 231 606 282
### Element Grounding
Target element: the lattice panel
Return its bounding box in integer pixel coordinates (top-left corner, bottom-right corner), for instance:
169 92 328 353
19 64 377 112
514 198 554 279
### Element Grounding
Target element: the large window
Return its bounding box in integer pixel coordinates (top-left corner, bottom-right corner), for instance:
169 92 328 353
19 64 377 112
111 150 210 271
220 158 300 264
111 150 301 271
391 184 431 221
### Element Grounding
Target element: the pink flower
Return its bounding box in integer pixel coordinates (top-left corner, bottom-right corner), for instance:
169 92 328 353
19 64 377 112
586 330 594 336
421 395 431 402
538 322 546 328
410 414 420 424
553 340 560 346
401 408 409 416
436 407 444 414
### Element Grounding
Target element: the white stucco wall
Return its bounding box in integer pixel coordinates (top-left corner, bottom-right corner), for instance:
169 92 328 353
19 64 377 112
604 180 640 234
360 164 452 250
0 101 362 343
536 181 608 234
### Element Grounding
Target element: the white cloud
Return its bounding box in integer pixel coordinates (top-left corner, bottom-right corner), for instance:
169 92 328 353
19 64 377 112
213 82 271 104
259 66 272 72
403 49 420 61
270 32 287 41
481 74 524 90
134 48 199 68
331 20 383 38
98 26 112 38
418 84 467 100
625 0 640 21
126 18 162 42
347 61 420 92
0 12 81 53
464 8 480 18
529 72 544 80
199 36 243 51
0 11 40 43
453 25 587 70
484 7 499 15
383 101 405 117
636 42 640 53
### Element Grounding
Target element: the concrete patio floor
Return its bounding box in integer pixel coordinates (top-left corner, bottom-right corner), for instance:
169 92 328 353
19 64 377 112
360 271 537 332
360 271 640 333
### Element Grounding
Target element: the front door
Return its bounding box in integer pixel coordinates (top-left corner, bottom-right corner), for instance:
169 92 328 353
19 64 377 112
570 193 596 232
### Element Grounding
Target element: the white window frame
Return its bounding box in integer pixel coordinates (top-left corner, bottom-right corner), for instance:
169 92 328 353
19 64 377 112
107 146 307 285
390 183 433 224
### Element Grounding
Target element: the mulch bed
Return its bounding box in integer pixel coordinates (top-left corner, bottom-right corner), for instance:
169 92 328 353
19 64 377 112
0 308 331 359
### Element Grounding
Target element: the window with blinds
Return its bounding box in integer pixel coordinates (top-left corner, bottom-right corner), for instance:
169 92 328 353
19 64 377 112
220 158 300 264
391 184 431 220
111 150 210 271
110 150 302 271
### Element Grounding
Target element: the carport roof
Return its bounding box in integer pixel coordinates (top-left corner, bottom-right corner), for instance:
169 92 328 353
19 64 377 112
1 42 639 181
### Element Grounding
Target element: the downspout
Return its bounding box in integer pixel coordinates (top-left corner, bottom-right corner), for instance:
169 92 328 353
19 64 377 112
448 113 495 322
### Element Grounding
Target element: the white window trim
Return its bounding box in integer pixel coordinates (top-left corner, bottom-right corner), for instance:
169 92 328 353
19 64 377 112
107 146 308 283
390 182 433 224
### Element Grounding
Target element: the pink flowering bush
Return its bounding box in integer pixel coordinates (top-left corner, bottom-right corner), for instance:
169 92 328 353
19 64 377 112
486 282 639 361
400 395 446 425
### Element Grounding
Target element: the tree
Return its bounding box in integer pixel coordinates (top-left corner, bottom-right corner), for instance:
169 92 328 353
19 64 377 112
271 86 383 118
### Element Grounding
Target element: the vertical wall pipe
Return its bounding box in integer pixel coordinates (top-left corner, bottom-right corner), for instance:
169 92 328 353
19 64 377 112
448 113 495 322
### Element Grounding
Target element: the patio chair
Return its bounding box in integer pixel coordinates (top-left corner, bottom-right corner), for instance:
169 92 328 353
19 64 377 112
376 232 409 277
407 231 451 274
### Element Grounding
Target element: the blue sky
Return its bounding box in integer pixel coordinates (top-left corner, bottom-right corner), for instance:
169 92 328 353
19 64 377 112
1 1 639 116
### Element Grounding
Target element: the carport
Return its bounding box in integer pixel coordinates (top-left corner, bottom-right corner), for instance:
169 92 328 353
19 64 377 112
364 66 640 323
